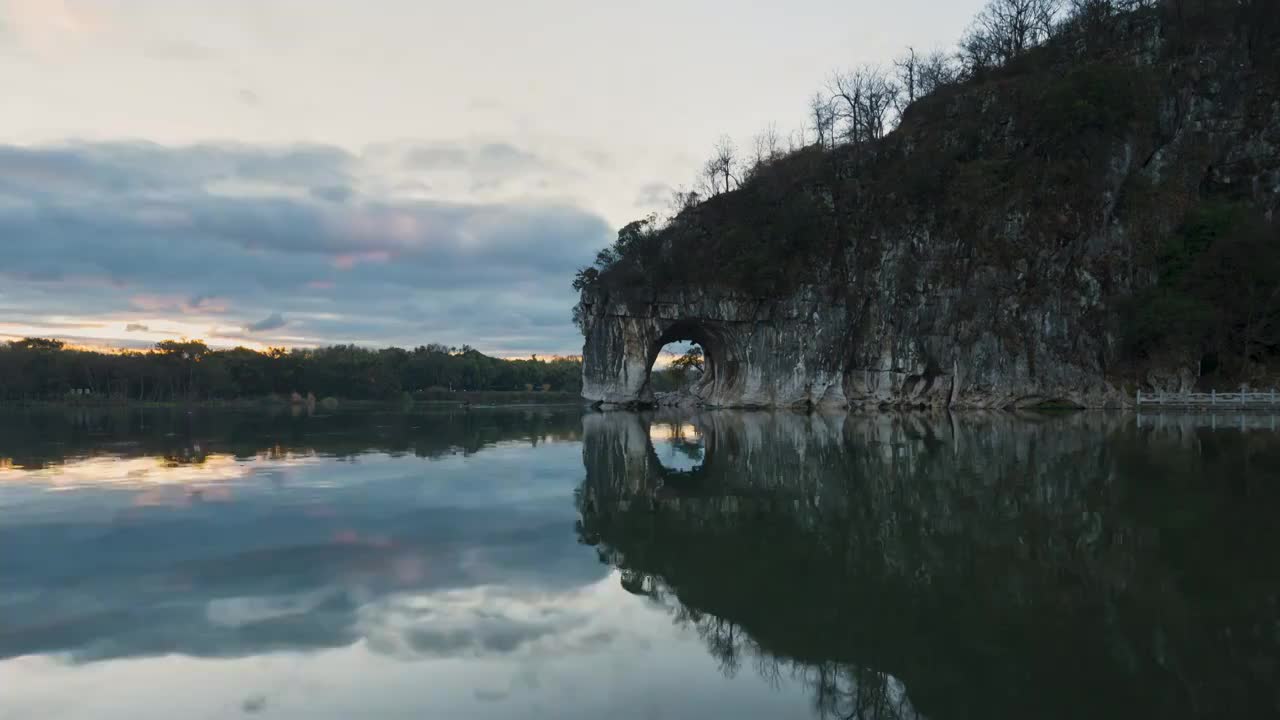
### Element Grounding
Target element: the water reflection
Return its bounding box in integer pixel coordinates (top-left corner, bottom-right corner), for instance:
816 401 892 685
578 410 1280 719
649 421 705 474
0 408 598 666
3 407 1278 719
0 406 581 471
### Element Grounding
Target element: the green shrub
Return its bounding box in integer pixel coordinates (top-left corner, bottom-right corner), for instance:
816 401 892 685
1124 201 1280 370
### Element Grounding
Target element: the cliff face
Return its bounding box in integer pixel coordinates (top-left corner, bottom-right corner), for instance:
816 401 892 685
578 287 849 407
578 11 1280 409
578 283 1127 408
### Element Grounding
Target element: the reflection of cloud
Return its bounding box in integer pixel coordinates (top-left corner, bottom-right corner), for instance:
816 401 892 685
0 450 607 664
17 454 251 487
360 586 616 660
648 424 701 442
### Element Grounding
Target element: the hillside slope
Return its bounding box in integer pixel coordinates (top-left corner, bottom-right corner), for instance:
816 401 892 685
577 3 1280 408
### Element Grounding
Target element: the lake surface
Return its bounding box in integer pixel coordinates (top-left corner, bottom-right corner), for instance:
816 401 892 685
1 408 1277 719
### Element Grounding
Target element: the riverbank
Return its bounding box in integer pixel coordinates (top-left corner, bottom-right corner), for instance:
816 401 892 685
2 390 586 411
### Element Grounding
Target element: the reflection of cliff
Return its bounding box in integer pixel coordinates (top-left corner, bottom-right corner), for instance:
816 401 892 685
577 411 1280 720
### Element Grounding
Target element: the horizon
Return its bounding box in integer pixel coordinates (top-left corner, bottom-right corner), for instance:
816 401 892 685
0 334 709 369
1 335 586 361
0 0 984 357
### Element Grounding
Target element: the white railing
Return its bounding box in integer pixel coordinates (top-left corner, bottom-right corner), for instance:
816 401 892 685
1136 388 1280 407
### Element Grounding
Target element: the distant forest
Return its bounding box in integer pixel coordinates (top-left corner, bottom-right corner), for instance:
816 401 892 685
0 338 583 403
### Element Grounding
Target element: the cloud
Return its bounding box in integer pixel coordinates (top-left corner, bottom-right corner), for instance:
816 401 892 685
386 139 590 206
634 182 671 209
124 323 149 332
403 142 545 173
0 141 611 354
3 0 103 55
310 185 352 204
244 312 286 332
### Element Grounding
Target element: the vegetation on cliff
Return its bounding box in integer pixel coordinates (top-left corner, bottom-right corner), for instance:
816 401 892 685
575 0 1280 387
0 338 582 403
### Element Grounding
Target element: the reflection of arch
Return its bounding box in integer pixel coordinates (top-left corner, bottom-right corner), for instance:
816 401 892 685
641 319 739 407
645 416 714 493
648 420 704 470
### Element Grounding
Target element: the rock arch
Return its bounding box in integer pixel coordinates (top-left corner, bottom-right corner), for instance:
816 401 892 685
577 288 848 408
641 319 740 406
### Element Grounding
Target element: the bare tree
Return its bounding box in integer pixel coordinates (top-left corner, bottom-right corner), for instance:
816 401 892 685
893 47 960 113
829 65 899 144
1068 0 1117 23
961 0 1063 72
894 47 920 109
753 123 782 166
1065 0 1156 32
809 92 835 149
700 136 741 196
700 157 720 196
917 49 960 95
788 126 808 153
713 135 739 192
667 187 701 221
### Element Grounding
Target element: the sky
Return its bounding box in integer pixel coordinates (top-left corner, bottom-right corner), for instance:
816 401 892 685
0 0 984 357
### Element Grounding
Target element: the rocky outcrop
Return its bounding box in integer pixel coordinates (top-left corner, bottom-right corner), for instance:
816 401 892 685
578 13 1280 409
577 284 1128 409
578 287 850 408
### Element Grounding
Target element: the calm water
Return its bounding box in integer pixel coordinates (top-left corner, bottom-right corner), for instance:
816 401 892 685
1 408 1277 719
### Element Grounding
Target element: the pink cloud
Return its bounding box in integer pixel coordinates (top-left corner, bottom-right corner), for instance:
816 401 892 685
7 0 105 54
331 250 391 270
340 211 423 244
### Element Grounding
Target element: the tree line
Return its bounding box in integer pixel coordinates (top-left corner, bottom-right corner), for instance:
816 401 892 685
574 0 1271 295
0 338 583 403
583 0 1269 289
577 0 1177 295
695 0 1169 201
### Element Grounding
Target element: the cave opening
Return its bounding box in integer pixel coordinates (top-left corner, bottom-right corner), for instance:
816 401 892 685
642 320 729 405
649 340 706 395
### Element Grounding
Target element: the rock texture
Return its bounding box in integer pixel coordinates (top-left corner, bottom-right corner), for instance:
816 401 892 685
578 14 1280 409
578 284 1130 408
578 287 849 408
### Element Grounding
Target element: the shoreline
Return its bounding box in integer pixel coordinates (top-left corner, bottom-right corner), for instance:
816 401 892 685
0 392 587 411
